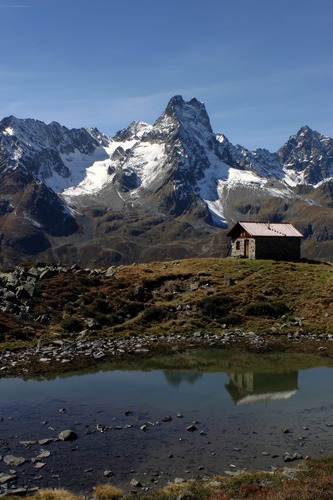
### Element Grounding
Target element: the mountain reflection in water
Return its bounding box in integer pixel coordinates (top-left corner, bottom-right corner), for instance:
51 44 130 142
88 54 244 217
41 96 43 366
225 371 299 404
163 370 203 386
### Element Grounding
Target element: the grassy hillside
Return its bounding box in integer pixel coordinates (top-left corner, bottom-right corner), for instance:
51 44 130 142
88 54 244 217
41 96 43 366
1 257 333 352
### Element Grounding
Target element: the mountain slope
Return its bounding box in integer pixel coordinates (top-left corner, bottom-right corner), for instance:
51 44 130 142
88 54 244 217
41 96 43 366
0 96 333 265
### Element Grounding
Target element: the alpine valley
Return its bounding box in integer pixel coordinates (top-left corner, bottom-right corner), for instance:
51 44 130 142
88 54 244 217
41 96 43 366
1 95 333 267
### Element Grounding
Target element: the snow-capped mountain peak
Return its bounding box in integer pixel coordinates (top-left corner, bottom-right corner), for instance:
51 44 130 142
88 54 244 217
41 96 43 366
1 96 333 265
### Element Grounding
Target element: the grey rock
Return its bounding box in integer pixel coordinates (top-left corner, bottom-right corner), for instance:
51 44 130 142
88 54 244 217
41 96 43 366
130 478 142 487
186 424 197 432
33 461 46 469
283 452 303 462
103 469 113 477
27 267 40 279
93 351 105 359
38 438 53 445
58 429 78 441
16 284 34 300
4 487 27 495
0 472 17 484
19 440 37 447
36 449 51 459
3 455 26 466
96 424 109 432
39 268 57 280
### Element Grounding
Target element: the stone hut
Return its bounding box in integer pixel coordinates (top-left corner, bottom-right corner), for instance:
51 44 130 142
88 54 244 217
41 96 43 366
227 221 303 261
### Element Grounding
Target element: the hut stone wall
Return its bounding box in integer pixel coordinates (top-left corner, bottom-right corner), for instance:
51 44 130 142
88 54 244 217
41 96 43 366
230 236 301 261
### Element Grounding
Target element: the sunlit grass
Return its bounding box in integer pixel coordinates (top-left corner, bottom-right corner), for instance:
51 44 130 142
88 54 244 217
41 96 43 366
94 483 124 499
31 489 83 500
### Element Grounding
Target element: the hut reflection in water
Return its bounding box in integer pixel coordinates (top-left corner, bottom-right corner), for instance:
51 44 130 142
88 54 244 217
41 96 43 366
225 371 299 404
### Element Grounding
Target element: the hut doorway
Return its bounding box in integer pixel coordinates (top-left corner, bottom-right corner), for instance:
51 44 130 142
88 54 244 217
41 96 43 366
244 239 250 258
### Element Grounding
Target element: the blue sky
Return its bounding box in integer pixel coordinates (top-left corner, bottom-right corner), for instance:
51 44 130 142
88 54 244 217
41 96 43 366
1 0 332 151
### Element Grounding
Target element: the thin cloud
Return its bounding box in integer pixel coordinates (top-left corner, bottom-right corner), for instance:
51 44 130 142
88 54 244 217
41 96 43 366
0 4 31 7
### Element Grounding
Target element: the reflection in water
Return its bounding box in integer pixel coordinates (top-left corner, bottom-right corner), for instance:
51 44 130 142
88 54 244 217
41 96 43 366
225 371 299 404
163 370 203 387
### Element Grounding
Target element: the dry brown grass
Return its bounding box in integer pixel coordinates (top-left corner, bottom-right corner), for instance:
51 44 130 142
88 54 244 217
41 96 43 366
32 489 83 500
94 483 124 499
3 257 333 355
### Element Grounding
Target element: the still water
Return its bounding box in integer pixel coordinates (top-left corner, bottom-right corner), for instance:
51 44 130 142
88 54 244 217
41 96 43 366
1 350 333 493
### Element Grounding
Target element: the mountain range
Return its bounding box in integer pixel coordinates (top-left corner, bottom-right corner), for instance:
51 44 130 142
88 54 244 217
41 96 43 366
0 95 333 266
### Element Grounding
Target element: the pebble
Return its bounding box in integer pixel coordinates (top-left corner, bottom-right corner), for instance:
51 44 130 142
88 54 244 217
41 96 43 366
186 424 197 432
34 462 46 469
103 470 113 477
36 449 51 459
283 452 303 462
130 478 142 487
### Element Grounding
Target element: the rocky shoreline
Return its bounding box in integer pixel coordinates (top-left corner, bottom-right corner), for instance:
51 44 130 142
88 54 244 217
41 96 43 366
1 328 333 379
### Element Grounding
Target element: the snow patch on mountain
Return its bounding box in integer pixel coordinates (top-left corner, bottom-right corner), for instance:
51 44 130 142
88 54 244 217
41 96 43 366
43 146 110 193
61 143 119 197
129 142 167 192
3 126 15 136
227 167 265 187
61 135 166 198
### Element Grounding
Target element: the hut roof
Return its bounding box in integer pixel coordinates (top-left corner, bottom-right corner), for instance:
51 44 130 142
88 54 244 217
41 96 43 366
227 222 303 238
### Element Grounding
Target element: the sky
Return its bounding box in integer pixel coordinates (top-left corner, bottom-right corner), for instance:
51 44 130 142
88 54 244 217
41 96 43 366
0 0 332 152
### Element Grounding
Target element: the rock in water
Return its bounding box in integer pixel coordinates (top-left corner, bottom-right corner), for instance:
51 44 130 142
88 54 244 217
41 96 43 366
58 429 77 441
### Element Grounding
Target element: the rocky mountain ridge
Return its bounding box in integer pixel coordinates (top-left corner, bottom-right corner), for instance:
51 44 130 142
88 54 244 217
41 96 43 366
0 96 333 265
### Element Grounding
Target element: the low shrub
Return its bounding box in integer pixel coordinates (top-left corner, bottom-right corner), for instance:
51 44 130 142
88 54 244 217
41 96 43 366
6 328 33 341
115 300 143 319
142 305 169 322
244 301 289 318
61 316 84 332
92 297 113 314
222 313 243 325
197 295 233 319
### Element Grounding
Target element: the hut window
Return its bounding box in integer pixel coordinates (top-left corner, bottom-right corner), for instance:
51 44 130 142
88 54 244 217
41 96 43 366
236 241 240 250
